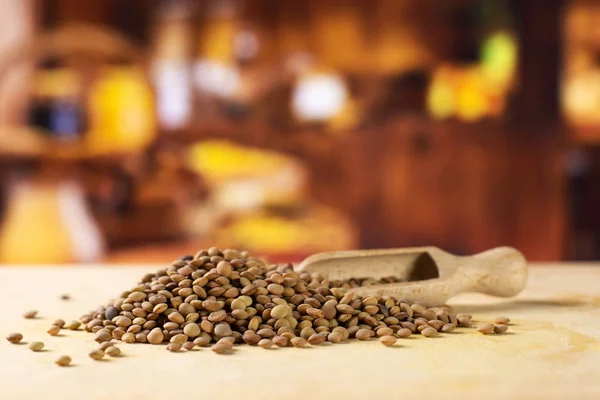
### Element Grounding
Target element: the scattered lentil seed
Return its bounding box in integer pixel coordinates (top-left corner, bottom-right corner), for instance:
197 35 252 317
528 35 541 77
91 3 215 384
60 294 71 301
493 317 510 325
147 328 164 344
105 346 121 357
212 341 232 354
6 333 23 344
270 304 290 320
218 337 235 346
421 327 437 338
397 328 412 338
136 333 148 343
273 336 289 347
258 339 274 349
308 333 325 345
53 319 66 328
183 342 196 351
494 324 509 334
428 320 445 331
95 331 112 343
477 323 496 334
98 341 115 351
290 337 307 348
441 323 456 333
183 323 201 338
379 336 397 347
376 327 394 337
214 324 232 338
89 349 105 360
65 320 81 330
28 341 44 351
327 332 343 343
47 325 61 336
170 334 188 345
166 343 181 352
355 329 371 341
121 333 135 343
55 355 71 366
193 335 212 347
23 310 38 319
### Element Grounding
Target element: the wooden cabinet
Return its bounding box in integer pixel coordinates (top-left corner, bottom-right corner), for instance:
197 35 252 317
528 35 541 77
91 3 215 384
301 118 565 261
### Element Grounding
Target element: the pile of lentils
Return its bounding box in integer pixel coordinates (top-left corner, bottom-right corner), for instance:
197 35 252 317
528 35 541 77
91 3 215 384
74 247 507 354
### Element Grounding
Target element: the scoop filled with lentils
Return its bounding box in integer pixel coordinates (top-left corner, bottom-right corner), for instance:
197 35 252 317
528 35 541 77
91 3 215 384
78 248 507 354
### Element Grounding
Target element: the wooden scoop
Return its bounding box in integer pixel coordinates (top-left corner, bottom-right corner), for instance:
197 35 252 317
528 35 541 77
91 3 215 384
296 246 527 306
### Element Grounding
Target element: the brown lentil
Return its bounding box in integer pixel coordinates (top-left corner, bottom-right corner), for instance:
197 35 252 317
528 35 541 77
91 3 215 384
397 328 412 338
95 330 112 343
211 343 230 354
6 333 23 344
65 320 81 330
89 349 104 360
477 323 496 334
421 327 438 338
55 355 72 366
308 333 325 345
428 320 445 331
258 339 274 349
121 332 136 343
170 334 188 345
194 335 212 347
53 319 66 328
376 327 393 337
147 328 164 344
379 335 397 347
290 337 307 348
28 341 44 351
273 336 289 347
98 341 115 351
105 346 121 357
166 343 181 352
355 329 371 341
47 325 61 336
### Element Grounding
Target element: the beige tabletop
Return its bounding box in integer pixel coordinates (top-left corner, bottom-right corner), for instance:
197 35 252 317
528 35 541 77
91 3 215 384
0 264 599 400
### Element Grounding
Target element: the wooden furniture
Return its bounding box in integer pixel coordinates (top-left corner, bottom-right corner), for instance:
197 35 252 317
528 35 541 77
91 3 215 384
0 264 599 398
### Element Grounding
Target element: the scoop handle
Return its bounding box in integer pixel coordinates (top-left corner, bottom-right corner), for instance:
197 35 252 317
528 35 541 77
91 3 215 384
456 246 527 297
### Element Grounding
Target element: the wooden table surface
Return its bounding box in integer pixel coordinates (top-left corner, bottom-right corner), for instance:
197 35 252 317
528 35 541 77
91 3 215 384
1 264 599 400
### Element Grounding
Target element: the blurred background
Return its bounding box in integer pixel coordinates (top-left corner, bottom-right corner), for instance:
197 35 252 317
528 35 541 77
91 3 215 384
0 0 598 264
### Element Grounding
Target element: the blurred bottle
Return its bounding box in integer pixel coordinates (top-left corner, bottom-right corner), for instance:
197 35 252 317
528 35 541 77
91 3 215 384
480 31 518 93
193 0 240 101
456 67 489 122
86 58 156 153
0 173 104 264
427 66 456 120
26 58 86 141
152 0 194 130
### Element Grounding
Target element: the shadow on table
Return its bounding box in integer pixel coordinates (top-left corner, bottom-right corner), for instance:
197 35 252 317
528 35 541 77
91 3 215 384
452 296 599 313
